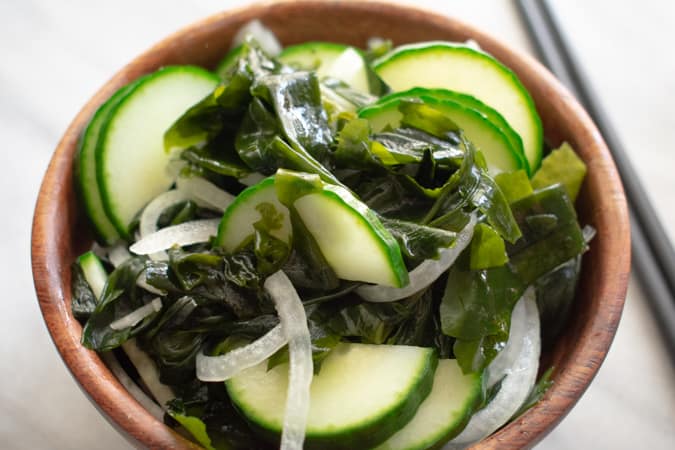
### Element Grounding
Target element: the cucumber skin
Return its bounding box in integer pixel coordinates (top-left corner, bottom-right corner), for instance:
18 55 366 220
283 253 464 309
96 66 219 238
373 42 542 172
425 371 484 450
303 184 409 288
228 350 438 450
215 176 290 251
371 87 529 175
215 44 243 79
74 80 141 244
278 41 349 68
359 94 524 174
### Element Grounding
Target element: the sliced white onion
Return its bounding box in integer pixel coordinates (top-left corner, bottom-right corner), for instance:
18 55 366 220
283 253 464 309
139 190 192 238
196 324 287 382
448 287 540 447
357 213 477 302
129 219 220 256
238 172 266 187
232 19 282 56
89 257 173 411
139 189 193 261
136 270 167 296
176 176 235 212
101 352 165 420
121 339 175 408
265 271 313 450
110 297 162 330
108 244 131 268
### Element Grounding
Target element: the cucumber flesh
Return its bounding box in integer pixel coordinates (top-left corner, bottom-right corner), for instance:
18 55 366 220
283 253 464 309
293 184 408 288
372 87 528 174
215 177 291 252
359 94 524 174
323 47 370 93
77 251 108 300
374 42 543 171
226 343 437 449
97 66 219 238
278 41 347 72
214 44 244 79
279 42 370 93
76 81 139 244
374 359 483 450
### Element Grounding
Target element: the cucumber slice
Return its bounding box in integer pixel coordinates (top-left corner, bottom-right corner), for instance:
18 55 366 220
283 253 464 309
359 93 525 174
374 42 543 171
97 66 219 238
279 172 407 287
215 177 291 252
374 359 483 450
226 343 437 449
75 80 139 244
278 41 347 72
214 44 244 79
77 251 108 300
372 87 528 174
279 42 370 93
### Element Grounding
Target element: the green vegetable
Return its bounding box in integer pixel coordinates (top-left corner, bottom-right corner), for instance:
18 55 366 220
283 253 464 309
275 169 408 287
470 223 508 270
81 257 158 351
373 41 543 171
494 170 533 203
440 184 586 373
226 343 438 449
72 33 593 449
531 142 587 202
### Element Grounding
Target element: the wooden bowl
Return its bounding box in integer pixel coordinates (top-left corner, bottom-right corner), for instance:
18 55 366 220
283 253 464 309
31 1 630 448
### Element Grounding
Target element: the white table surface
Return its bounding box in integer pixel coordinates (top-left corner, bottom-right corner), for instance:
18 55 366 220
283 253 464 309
2 0 674 448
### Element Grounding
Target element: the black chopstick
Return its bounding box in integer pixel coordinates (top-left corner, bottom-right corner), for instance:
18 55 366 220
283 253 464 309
516 0 675 359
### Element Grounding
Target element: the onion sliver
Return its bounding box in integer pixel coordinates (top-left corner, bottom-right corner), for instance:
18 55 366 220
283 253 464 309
139 189 191 238
356 213 477 302
448 288 540 446
196 324 286 382
238 172 266 187
108 244 131 267
176 176 235 212
101 352 165 420
265 271 313 450
129 219 220 255
232 19 282 56
136 270 167 296
110 297 162 330
139 189 192 260
122 339 175 408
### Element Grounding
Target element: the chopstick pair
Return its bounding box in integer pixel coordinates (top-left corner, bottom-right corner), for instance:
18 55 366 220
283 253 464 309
516 0 675 361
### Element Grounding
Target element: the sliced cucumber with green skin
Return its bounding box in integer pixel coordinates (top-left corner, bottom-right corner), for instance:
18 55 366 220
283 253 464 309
215 177 291 252
75 80 140 244
214 44 243 79
97 66 219 238
77 251 108 299
226 343 438 450
278 41 347 72
374 359 483 450
359 93 524 174
275 170 408 287
279 42 371 93
374 42 543 171
372 87 528 174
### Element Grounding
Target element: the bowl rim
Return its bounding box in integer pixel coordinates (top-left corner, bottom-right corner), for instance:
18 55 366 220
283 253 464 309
31 1 630 449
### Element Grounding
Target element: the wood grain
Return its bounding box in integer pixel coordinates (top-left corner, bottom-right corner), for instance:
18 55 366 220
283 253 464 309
31 1 630 449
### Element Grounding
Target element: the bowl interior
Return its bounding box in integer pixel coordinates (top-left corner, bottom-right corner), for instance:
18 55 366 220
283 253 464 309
31 2 630 449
